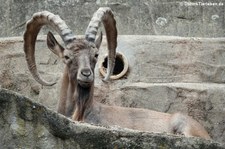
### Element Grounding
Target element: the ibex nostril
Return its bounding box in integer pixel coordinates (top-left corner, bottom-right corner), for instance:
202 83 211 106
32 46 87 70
81 69 91 77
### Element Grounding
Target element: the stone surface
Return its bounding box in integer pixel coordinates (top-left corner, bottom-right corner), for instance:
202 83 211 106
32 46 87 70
0 88 224 149
0 0 225 37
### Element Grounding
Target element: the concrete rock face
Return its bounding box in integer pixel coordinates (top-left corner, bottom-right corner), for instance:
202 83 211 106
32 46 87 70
0 89 224 149
0 35 225 147
0 0 225 37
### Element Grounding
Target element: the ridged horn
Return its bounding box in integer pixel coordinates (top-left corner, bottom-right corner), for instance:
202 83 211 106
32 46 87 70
85 7 117 81
24 11 75 86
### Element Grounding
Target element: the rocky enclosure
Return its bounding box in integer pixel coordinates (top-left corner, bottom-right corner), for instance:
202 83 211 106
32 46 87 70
0 35 225 148
1 0 225 148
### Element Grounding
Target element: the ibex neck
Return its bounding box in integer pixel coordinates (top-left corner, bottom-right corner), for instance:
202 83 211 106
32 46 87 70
72 83 94 121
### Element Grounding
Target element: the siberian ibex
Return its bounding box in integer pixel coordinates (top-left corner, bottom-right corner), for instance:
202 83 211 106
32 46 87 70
24 7 210 139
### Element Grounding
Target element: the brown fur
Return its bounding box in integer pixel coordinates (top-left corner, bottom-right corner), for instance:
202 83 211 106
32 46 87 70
53 42 211 139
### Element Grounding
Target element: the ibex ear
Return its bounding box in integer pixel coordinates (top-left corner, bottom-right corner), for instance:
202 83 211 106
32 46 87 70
95 31 103 49
47 31 64 58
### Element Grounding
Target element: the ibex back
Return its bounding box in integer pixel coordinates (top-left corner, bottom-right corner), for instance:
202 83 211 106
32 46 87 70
24 7 210 140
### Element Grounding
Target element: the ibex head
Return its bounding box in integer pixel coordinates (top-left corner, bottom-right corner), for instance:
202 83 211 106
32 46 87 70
24 7 117 87
46 33 102 87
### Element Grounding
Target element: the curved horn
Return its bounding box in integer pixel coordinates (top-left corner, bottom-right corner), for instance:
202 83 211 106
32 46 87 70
24 11 75 86
85 7 117 81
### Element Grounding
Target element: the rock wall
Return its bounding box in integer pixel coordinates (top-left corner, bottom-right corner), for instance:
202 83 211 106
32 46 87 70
0 89 223 149
0 0 225 37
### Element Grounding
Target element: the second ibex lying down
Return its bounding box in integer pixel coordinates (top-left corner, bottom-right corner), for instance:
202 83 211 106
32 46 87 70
24 7 210 139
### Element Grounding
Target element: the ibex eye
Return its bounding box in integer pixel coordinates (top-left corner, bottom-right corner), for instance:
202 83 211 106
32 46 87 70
94 53 99 58
64 56 70 60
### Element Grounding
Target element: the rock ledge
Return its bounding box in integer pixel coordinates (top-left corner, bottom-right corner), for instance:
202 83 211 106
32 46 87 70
0 89 223 149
